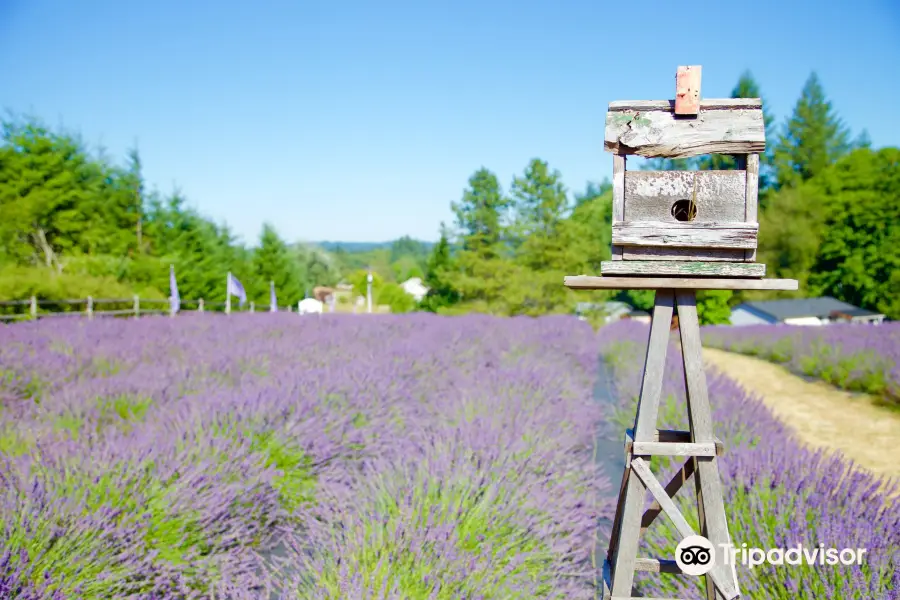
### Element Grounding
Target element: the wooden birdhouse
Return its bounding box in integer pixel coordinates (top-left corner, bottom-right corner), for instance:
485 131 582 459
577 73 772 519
600 66 767 279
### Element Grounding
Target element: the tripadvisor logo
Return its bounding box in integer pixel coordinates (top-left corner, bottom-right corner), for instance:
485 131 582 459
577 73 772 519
675 535 716 576
675 535 868 574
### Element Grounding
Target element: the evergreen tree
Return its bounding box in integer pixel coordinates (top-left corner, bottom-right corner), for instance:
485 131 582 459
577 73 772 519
774 72 852 189
853 129 872 149
698 71 777 192
507 159 573 313
450 167 510 258
809 148 900 320
574 180 611 208
447 168 513 304
421 225 459 312
252 223 304 307
641 157 695 171
509 158 570 270
0 120 102 268
125 147 146 254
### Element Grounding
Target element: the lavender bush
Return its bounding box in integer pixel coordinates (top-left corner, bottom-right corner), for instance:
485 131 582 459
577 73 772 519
0 313 611 598
702 322 900 409
600 320 900 600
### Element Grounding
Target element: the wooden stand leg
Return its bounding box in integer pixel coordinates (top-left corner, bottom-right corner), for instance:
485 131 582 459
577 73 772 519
694 455 716 600
676 291 740 600
608 290 674 598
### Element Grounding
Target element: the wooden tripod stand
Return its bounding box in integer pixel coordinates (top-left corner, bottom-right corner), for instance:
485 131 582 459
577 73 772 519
606 287 737 600
566 277 796 600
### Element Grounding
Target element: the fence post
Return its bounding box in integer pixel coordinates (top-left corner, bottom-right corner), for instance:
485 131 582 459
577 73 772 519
86 296 94 320
250 302 255 313
133 294 140 318
30 295 37 320
199 298 204 313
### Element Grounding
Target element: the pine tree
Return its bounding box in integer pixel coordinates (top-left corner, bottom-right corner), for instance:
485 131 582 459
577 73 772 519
126 147 145 254
642 71 776 192
450 168 510 259
252 223 304 307
698 71 777 189
774 72 852 189
509 158 570 270
420 225 459 312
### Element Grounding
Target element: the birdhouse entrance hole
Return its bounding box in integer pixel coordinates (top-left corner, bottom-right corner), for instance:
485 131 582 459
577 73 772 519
671 198 697 222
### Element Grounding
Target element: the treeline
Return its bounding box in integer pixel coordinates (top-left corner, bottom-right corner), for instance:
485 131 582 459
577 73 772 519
1 70 896 322
0 121 428 313
420 71 899 322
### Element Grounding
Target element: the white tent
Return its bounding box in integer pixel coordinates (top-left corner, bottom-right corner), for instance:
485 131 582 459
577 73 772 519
400 277 429 302
297 298 324 315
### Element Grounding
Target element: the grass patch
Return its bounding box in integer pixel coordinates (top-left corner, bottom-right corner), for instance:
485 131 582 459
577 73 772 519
293 461 560 599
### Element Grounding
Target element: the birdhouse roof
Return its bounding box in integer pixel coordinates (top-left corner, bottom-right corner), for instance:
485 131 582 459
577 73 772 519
604 98 766 160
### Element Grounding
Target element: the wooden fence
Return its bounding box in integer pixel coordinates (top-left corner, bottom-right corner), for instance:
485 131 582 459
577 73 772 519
0 296 290 322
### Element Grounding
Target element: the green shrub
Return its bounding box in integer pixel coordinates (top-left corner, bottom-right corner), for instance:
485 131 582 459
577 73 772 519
0 264 164 316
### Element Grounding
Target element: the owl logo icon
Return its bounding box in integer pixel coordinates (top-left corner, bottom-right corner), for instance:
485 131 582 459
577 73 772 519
675 535 716 576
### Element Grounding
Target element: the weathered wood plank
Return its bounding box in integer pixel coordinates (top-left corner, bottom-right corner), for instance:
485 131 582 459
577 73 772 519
630 457 738 599
633 291 675 441
563 276 798 291
675 291 741 599
624 170 747 223
606 561 690 600
631 441 717 457
622 247 748 262
615 221 756 231
694 459 717 600
606 462 632 563
612 154 626 260
601 261 765 278
609 469 649 597
609 291 674 598
745 153 760 262
612 221 758 250
675 66 701 115
609 99 761 112
676 291 715 445
605 107 765 159
635 558 681 574
626 428 725 453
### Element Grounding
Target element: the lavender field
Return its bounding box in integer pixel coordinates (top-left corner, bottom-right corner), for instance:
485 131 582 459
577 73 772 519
702 322 900 409
0 314 898 599
0 314 610 598
601 321 900 599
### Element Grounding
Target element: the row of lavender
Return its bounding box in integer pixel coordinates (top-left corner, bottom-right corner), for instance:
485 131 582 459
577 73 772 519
598 320 900 599
0 314 612 598
702 322 900 408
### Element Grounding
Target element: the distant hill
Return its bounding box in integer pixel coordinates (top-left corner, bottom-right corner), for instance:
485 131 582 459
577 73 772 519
314 240 434 253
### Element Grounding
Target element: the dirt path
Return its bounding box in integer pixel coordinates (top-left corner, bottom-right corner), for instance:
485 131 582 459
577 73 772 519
702 347 900 486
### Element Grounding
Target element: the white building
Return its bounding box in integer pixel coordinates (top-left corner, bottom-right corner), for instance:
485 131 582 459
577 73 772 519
729 297 885 326
575 301 649 323
400 277 429 303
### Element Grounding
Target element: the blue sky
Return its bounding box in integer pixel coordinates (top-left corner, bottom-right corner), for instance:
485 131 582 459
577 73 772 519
2 0 898 245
